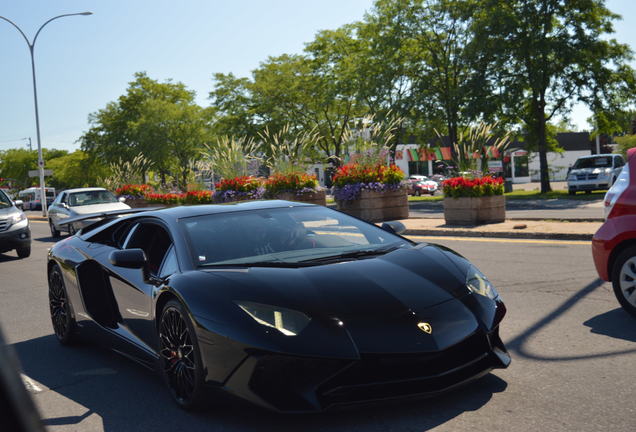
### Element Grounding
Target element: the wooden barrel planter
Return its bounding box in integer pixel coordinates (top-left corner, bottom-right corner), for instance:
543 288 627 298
443 195 505 225
275 190 327 206
123 197 156 208
336 188 409 223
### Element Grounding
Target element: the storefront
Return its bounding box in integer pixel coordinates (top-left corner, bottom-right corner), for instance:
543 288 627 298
504 149 531 183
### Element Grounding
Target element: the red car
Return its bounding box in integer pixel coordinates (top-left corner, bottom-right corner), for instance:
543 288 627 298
592 147 636 317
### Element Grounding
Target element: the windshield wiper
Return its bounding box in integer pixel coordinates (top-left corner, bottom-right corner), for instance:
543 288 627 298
299 244 405 264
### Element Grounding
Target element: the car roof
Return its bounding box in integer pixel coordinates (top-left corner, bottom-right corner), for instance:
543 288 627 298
577 154 619 159
62 187 109 194
130 200 315 221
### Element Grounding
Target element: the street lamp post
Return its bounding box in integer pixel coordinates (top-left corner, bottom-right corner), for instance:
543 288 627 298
0 12 92 217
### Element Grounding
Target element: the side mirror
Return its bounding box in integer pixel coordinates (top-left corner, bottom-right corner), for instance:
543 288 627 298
109 249 147 269
13 200 23 210
381 221 406 235
118 196 126 203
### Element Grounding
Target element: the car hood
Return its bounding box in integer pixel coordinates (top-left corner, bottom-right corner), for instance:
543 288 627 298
70 202 131 215
184 244 478 354
0 206 20 217
570 167 611 175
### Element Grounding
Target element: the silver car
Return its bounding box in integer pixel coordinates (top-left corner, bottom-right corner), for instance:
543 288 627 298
0 189 30 258
567 154 625 195
48 187 130 237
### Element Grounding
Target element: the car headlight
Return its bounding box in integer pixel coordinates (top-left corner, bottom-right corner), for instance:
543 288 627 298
235 301 311 336
466 265 499 300
8 212 26 225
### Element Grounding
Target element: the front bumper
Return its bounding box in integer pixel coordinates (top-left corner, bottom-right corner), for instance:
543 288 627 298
568 180 610 191
0 224 31 253
221 328 510 413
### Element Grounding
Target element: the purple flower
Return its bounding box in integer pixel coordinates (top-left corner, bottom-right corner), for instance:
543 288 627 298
214 187 265 203
333 181 405 202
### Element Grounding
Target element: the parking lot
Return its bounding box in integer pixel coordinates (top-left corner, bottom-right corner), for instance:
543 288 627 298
0 220 634 431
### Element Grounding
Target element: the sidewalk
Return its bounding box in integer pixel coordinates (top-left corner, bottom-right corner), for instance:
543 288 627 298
400 218 599 241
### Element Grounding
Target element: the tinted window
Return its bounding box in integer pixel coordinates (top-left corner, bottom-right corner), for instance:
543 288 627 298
126 223 172 274
573 157 612 169
69 190 118 206
180 206 411 266
0 190 12 208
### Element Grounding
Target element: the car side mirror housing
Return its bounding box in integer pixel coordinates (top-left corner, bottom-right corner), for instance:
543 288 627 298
109 249 147 269
13 200 23 209
118 196 126 203
381 221 406 235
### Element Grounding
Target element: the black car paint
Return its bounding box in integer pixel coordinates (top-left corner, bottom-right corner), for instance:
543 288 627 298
47 200 510 412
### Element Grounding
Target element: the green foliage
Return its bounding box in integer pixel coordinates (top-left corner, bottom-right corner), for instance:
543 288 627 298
200 136 258 180
437 122 511 172
0 148 81 190
257 125 321 174
615 135 636 157
46 150 107 190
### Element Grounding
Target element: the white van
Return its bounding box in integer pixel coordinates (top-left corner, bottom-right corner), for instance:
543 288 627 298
17 187 56 210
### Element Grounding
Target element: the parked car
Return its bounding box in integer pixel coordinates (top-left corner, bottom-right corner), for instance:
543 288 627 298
47 201 509 411
411 179 439 196
48 187 130 237
567 154 625 195
0 189 30 258
592 148 636 317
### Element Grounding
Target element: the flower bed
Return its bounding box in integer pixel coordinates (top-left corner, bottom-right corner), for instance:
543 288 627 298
214 176 264 203
442 176 505 225
264 172 326 206
116 184 154 208
333 163 408 222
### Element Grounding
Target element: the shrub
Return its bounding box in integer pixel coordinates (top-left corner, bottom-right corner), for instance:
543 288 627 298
145 192 184 205
442 176 504 198
214 176 264 202
332 163 405 202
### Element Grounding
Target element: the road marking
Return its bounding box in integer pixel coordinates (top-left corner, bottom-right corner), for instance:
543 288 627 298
21 374 43 393
29 220 47 224
407 235 590 246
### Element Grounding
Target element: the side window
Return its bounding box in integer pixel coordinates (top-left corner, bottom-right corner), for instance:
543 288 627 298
159 246 179 278
126 222 172 275
60 193 68 204
615 157 624 168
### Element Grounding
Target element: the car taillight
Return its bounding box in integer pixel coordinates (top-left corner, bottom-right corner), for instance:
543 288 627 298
604 163 630 220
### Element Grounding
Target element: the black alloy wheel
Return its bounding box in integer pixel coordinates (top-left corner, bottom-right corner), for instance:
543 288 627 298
50 220 60 238
159 300 205 409
48 265 77 344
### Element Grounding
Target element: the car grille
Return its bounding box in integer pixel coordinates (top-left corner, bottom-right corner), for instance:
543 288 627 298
576 174 599 180
317 332 494 406
0 218 9 232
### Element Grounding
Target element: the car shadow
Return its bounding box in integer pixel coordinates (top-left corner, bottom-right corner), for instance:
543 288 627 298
13 334 507 432
33 234 69 243
583 308 636 343
0 252 21 262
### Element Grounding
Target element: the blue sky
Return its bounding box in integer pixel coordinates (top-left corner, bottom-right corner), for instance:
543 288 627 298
0 0 634 152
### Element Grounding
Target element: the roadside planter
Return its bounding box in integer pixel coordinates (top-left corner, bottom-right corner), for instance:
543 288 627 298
333 163 408 223
115 184 154 208
214 177 264 203
265 173 327 206
442 177 505 225
145 190 213 207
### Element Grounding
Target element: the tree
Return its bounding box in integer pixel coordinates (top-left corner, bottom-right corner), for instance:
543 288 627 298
0 148 69 190
46 150 108 190
473 0 636 192
80 72 208 188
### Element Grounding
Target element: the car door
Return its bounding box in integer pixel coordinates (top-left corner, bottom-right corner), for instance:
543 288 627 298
108 220 174 351
48 193 64 225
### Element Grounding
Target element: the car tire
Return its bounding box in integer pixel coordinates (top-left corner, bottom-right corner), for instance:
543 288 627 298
568 189 575 195
50 220 60 238
16 246 31 258
48 264 79 344
585 190 592 195
68 224 77 236
415 190 421 196
159 300 206 410
611 246 636 318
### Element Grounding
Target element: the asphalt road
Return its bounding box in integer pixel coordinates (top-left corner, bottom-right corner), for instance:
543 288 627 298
1 221 634 431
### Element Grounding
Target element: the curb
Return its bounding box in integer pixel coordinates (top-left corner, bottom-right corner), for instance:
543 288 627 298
408 216 604 223
404 229 593 241
26 215 48 222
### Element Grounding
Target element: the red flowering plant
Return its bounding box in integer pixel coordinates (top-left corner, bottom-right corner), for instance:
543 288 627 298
332 163 405 202
115 184 153 198
144 192 184 205
264 172 319 197
214 176 264 203
442 176 504 198
182 190 213 205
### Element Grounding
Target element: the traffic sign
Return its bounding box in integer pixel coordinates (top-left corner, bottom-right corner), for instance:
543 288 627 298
28 169 53 177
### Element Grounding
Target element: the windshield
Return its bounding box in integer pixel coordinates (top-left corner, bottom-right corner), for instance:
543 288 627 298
180 206 412 267
0 190 12 208
69 190 118 207
573 157 612 169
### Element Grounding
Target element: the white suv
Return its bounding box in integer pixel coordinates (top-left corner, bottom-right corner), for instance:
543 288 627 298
567 154 625 195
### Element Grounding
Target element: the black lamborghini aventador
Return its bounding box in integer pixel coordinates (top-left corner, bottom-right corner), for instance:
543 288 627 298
47 200 510 412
